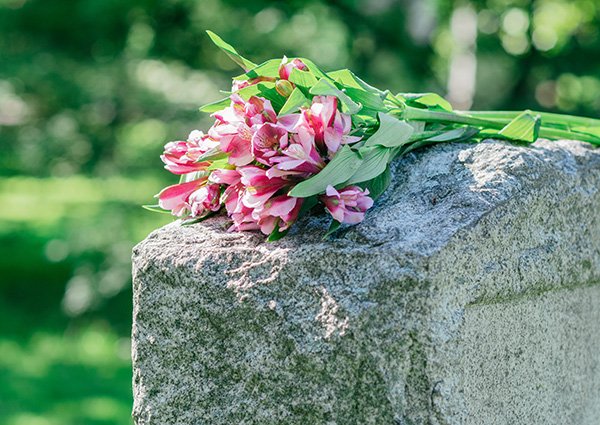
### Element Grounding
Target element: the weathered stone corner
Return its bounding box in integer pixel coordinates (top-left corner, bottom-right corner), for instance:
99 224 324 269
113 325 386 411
132 139 600 424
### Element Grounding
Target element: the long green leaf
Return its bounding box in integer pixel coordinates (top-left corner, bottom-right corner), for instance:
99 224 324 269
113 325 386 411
296 57 330 80
363 113 414 148
344 87 386 112
288 68 319 89
347 146 391 184
181 211 219 226
235 81 286 110
498 111 541 143
323 220 342 238
199 97 231 113
142 204 171 214
401 92 453 112
327 69 388 111
309 78 361 114
234 59 281 81
278 87 310 116
360 166 391 200
327 69 385 95
288 145 362 197
206 31 257 71
193 146 228 162
267 221 290 241
425 126 480 142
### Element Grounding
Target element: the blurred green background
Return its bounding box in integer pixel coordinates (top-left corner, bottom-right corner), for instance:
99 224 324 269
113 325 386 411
1 0 599 423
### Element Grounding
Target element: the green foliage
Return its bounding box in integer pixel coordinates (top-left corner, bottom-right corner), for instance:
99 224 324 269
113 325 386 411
362 113 414 148
288 145 362 197
206 30 257 71
278 87 310 116
498 111 541 143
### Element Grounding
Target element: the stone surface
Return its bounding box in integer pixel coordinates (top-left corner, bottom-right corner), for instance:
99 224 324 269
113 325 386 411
132 139 600 424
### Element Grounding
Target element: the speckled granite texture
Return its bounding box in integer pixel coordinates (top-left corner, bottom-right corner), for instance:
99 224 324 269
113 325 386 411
132 139 600 424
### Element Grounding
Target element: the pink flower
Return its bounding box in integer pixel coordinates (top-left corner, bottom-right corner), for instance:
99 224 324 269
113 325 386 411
209 95 277 166
251 122 289 166
220 180 261 232
188 183 221 217
279 96 361 157
160 131 219 175
157 178 207 217
245 96 277 125
268 126 325 177
216 166 301 235
321 185 374 224
209 168 241 186
238 166 290 209
306 96 361 156
279 56 307 80
252 195 303 235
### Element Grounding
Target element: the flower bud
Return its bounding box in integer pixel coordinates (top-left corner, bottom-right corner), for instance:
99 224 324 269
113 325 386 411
275 79 294 97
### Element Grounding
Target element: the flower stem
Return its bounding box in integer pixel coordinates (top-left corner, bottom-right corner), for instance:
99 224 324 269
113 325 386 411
399 106 600 145
460 110 600 129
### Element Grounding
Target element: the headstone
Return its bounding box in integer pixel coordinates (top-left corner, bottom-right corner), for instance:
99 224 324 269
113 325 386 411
132 139 600 424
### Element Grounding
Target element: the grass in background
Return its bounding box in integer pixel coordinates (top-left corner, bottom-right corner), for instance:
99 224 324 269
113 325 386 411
0 175 170 425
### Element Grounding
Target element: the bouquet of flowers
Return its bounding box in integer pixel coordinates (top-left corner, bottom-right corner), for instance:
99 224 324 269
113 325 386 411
146 31 600 241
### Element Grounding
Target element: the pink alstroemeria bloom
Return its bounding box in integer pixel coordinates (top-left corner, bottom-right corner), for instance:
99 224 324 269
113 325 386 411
279 56 307 80
238 166 290 209
321 185 374 224
251 122 289 166
188 183 221 217
160 130 219 175
209 168 241 186
252 195 303 235
157 178 207 217
245 96 277 126
280 96 361 157
268 126 325 177
220 181 261 232
209 95 277 166
306 96 361 156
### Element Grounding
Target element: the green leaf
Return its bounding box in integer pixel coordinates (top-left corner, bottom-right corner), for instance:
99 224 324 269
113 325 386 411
498 111 541 143
199 97 231 113
425 126 480 142
360 166 391 200
267 221 290 241
323 220 342 238
278 87 310 116
207 157 231 171
142 204 171 214
234 59 281 81
288 68 319 89
309 78 361 114
288 145 362 198
344 87 386 112
401 127 480 155
296 57 330 80
327 69 385 95
235 81 275 97
363 113 414 148
206 31 256 71
298 196 319 215
402 93 453 112
347 146 391 184
194 146 228 162
235 81 286 110
181 211 219 226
